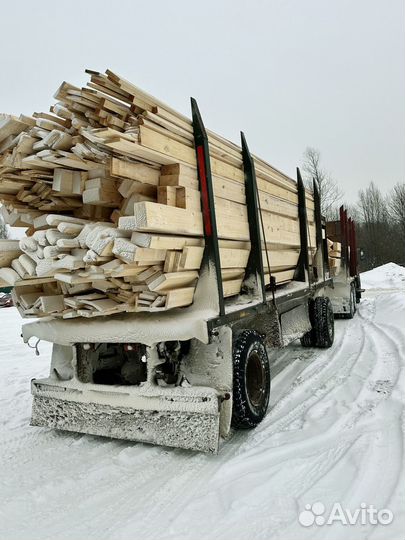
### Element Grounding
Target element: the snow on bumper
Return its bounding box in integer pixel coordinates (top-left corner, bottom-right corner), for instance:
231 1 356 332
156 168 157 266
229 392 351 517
31 378 221 453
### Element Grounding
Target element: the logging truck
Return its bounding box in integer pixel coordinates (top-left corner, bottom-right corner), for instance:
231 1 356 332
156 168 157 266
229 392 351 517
17 98 362 453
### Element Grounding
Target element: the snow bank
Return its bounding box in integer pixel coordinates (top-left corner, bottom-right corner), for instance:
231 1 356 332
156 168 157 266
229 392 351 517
361 262 405 290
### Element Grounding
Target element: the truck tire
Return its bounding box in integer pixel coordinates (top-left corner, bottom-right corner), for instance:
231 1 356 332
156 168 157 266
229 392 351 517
313 297 334 348
300 330 316 347
231 330 271 429
355 276 362 303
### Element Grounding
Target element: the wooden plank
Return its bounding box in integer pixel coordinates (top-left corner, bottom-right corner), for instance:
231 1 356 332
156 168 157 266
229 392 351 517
219 248 250 269
163 251 178 272
159 174 199 191
212 176 245 204
165 287 195 309
85 177 117 191
105 138 176 166
120 202 304 245
176 187 201 211
261 249 300 270
119 202 204 237
118 178 157 198
139 126 245 183
48 167 86 195
160 163 197 179
112 238 166 264
110 157 160 185
54 272 106 285
110 264 151 278
39 295 65 313
147 270 198 292
136 265 163 282
0 115 29 143
130 232 204 250
82 187 122 207
222 278 243 297
264 269 295 285
215 197 247 220
221 268 245 280
157 186 177 206
121 192 155 215
13 275 57 287
178 246 204 270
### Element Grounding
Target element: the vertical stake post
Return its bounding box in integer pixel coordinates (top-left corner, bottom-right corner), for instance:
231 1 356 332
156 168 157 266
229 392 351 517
294 168 309 282
190 98 225 316
240 132 266 302
351 220 358 276
339 205 347 271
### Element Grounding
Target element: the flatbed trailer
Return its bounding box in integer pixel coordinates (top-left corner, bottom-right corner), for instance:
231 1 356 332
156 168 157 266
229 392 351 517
21 99 359 453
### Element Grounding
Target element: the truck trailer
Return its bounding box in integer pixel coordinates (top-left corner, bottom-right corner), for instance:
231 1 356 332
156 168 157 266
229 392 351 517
16 98 362 453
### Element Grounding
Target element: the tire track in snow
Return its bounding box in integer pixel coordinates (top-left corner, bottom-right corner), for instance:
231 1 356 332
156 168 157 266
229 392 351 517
158 294 403 540
111 299 375 539
1 290 404 540
126 303 370 538
114 302 372 539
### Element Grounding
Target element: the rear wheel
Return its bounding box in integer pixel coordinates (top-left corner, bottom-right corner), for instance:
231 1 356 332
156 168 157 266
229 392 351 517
231 330 271 429
300 330 315 347
355 275 362 303
313 297 334 348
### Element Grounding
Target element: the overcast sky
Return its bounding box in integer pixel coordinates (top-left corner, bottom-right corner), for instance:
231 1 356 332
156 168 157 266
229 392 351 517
1 0 403 203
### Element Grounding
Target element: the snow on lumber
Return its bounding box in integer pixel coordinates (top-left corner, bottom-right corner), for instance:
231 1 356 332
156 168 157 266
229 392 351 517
0 68 316 319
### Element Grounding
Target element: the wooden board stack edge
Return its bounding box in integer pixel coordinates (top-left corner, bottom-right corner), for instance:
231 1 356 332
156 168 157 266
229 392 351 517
0 69 317 320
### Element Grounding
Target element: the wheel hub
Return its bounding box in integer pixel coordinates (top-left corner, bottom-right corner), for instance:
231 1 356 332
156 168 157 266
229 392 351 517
245 350 266 409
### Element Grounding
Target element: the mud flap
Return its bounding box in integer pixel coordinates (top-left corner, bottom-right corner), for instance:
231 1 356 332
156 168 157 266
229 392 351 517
31 380 221 453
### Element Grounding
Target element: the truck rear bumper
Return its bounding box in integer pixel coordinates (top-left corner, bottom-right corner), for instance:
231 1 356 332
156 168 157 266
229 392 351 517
31 378 221 453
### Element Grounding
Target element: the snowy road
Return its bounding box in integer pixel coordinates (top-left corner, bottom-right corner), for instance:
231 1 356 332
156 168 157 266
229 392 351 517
0 264 404 540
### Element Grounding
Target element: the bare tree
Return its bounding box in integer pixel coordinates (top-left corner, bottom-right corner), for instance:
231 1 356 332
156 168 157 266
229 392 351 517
388 183 405 266
302 147 343 220
357 182 391 269
390 182 405 243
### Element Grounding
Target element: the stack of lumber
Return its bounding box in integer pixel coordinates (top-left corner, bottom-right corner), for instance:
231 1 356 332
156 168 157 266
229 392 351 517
0 69 316 319
328 240 342 275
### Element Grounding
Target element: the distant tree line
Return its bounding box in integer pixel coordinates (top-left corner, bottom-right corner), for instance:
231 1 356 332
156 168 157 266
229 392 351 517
356 182 405 271
302 147 405 272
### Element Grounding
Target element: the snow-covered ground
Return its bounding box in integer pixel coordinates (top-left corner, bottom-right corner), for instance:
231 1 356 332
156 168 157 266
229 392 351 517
361 262 405 290
0 264 404 540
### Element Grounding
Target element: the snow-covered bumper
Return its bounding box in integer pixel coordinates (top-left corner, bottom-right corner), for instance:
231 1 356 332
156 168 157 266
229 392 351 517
31 378 222 453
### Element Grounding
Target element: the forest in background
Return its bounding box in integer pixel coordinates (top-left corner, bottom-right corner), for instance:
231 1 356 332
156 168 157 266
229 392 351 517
302 147 405 272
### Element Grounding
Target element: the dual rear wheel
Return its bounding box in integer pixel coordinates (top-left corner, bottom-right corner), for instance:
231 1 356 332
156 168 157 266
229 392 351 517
300 296 335 348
